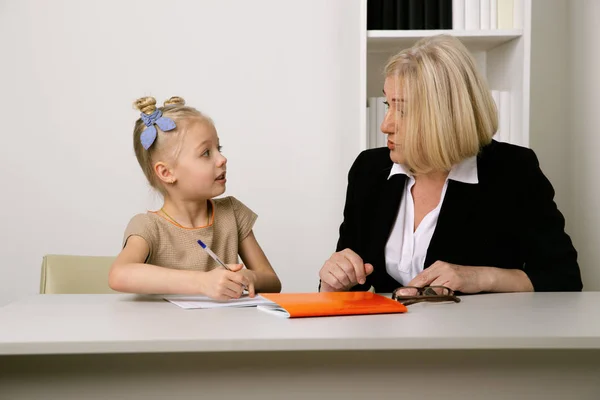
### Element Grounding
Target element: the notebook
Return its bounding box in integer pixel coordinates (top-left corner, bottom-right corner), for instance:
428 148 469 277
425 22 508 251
164 294 273 309
257 292 408 318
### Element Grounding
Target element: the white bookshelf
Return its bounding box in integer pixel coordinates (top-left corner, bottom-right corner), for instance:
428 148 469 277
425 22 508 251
359 0 532 151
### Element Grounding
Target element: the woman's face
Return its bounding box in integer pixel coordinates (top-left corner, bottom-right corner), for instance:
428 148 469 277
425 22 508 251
381 76 406 165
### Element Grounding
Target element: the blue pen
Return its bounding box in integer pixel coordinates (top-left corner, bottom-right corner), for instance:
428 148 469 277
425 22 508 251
197 240 231 270
197 240 248 290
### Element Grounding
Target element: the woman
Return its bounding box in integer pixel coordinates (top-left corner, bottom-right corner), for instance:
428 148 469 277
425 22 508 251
319 35 582 294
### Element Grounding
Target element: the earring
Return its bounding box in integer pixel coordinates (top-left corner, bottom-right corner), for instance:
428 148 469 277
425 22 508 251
170 179 176 184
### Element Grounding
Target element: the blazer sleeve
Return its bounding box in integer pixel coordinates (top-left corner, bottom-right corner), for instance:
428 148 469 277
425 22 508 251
518 149 582 291
318 151 371 291
335 152 363 253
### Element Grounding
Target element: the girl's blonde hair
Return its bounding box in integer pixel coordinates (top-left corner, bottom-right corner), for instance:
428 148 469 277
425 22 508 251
132 96 213 193
384 34 497 174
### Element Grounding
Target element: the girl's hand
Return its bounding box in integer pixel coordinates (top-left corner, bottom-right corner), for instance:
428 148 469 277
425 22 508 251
201 264 249 300
236 268 257 297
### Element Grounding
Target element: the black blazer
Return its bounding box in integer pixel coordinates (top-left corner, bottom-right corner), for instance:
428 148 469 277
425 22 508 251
333 141 582 293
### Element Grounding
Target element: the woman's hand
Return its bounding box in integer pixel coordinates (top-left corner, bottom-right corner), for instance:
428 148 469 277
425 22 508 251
407 261 490 293
200 264 250 300
319 249 374 291
407 261 534 293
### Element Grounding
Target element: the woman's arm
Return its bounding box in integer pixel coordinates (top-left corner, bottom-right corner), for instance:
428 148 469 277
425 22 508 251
320 151 373 292
485 267 533 292
408 148 582 293
238 231 282 293
517 149 582 291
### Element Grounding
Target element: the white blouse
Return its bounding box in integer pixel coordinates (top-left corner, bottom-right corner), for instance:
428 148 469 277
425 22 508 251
385 156 479 286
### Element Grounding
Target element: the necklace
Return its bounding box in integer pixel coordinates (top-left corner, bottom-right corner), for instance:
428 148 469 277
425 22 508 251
160 208 183 227
160 204 211 228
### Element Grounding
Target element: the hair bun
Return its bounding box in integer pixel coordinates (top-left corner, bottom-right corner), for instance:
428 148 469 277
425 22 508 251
133 96 157 115
163 96 185 106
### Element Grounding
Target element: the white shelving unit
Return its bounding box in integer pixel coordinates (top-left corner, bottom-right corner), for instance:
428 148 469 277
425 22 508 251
359 0 532 151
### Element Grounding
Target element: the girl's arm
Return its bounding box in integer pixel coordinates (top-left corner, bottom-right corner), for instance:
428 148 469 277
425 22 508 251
109 236 248 299
238 231 282 293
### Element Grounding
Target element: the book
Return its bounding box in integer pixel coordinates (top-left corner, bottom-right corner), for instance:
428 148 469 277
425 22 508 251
369 0 457 31
396 0 410 30
258 292 408 318
408 0 425 29
439 0 453 29
382 0 397 29
452 0 465 30
497 0 514 29
513 0 523 29
480 0 491 30
367 0 383 30
465 0 480 30
500 90 511 143
424 0 440 29
491 0 498 29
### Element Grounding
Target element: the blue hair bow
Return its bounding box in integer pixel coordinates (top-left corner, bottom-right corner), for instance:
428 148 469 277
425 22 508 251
140 109 176 150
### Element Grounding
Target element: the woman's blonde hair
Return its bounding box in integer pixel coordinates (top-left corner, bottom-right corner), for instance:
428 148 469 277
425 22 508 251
384 34 497 174
132 96 212 193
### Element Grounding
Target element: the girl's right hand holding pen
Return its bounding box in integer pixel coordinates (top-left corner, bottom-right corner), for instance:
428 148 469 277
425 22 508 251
201 264 252 300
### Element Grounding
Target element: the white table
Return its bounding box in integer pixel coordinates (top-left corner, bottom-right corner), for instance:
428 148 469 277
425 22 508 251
1 293 600 399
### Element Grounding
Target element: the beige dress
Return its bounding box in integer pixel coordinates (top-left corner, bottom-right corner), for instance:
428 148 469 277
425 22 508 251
122 196 257 271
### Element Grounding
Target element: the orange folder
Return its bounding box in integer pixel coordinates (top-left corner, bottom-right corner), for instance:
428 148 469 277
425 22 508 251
258 292 408 318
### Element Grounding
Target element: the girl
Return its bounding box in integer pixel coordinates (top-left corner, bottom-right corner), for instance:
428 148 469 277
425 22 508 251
110 96 281 300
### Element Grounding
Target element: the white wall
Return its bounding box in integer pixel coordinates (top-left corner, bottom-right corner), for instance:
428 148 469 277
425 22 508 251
0 0 362 305
567 0 600 290
531 0 600 290
529 0 570 214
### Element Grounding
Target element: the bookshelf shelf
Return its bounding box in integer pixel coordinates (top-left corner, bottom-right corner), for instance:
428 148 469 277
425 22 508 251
367 29 523 53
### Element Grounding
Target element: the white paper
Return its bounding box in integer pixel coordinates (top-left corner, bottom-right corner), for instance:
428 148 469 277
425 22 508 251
164 295 274 310
257 304 291 318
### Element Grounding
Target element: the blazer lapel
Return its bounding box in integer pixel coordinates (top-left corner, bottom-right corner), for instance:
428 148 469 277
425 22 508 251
425 179 480 268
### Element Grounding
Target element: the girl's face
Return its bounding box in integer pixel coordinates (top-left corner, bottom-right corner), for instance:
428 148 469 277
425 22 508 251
170 119 227 201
